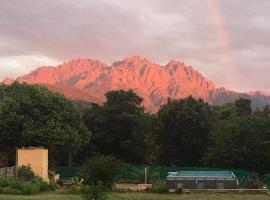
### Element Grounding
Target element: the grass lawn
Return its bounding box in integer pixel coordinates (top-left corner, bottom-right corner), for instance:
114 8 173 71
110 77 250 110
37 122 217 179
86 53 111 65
0 192 270 200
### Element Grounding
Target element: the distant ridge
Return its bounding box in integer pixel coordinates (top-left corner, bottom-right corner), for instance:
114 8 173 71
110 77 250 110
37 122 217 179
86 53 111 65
2 56 270 112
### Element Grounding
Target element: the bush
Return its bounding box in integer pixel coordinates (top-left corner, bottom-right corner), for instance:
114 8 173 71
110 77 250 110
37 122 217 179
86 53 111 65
21 182 40 195
32 177 55 192
2 187 22 195
17 165 35 181
79 154 125 187
1 178 24 190
0 178 9 187
149 182 169 194
38 181 51 192
82 182 107 200
0 177 54 195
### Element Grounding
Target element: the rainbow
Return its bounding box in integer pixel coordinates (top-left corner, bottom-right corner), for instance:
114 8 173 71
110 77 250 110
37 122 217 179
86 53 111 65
206 0 238 88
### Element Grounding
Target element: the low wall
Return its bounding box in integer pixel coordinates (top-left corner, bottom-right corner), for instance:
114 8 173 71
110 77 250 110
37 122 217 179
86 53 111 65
113 183 152 192
0 166 16 178
169 189 269 195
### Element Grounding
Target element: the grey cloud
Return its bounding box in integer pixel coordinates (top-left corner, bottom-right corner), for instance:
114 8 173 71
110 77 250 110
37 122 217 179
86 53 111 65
0 0 269 92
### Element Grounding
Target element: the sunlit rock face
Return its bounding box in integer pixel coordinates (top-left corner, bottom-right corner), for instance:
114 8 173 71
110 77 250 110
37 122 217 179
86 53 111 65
2 56 270 112
2 77 14 85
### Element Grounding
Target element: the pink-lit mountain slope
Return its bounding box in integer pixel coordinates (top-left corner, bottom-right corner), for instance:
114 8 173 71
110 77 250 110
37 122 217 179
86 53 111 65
2 56 270 111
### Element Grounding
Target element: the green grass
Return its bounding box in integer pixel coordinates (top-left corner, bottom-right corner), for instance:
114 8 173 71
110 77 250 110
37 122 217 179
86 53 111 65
0 192 270 200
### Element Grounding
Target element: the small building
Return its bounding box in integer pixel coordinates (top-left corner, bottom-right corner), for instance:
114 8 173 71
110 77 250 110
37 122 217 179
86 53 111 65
166 171 238 190
16 147 49 182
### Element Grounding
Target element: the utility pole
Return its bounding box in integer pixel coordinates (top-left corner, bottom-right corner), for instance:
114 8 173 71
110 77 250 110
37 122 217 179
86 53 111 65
144 167 148 183
69 154 72 167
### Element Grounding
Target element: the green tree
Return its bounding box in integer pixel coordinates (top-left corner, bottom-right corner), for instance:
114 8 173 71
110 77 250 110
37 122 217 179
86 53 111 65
83 90 155 164
234 98 252 116
212 103 237 120
262 105 270 119
0 82 90 165
155 96 215 166
205 115 270 173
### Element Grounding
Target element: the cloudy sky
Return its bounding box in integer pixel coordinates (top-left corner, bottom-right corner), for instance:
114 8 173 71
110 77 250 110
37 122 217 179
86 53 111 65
0 0 269 92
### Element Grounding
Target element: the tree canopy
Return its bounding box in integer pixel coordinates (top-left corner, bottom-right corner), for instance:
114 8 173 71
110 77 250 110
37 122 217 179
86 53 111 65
155 96 215 166
234 98 252 116
0 82 90 165
83 90 155 164
205 114 270 173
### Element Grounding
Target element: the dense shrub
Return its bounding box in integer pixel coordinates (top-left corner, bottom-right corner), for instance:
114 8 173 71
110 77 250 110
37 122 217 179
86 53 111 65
17 165 35 181
79 154 125 187
32 177 55 192
21 182 40 195
2 187 22 195
149 182 169 194
0 178 9 187
82 182 107 200
0 178 24 189
0 177 54 195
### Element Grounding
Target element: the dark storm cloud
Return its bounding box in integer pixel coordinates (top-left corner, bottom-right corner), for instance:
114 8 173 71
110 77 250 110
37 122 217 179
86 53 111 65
0 0 269 92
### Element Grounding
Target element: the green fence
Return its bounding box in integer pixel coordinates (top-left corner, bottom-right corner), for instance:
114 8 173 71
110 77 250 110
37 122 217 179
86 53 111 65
57 165 267 188
57 167 79 180
57 164 255 183
264 173 270 188
114 164 254 183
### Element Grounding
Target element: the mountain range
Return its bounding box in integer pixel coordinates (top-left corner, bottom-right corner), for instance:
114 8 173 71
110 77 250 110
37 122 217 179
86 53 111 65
2 56 270 112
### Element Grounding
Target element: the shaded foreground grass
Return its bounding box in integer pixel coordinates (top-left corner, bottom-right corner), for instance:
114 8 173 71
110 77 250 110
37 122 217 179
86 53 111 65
0 192 270 200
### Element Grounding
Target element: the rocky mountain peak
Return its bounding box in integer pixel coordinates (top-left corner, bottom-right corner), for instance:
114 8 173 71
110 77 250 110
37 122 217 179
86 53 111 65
2 77 14 85
2 56 269 112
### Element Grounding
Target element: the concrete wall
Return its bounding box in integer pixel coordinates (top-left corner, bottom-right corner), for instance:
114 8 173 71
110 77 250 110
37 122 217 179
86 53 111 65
16 147 48 182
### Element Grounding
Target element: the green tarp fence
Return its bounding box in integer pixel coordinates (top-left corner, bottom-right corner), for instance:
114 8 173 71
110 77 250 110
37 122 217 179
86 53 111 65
264 173 270 188
57 167 79 180
57 164 254 183
114 164 254 183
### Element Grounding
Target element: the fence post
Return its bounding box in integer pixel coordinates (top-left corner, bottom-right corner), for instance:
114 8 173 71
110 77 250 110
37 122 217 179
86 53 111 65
144 167 147 184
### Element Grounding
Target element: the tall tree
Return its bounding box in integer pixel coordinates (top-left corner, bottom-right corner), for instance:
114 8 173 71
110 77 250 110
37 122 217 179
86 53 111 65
83 90 155 164
234 98 252 116
212 103 237 120
0 82 90 165
205 115 270 173
156 96 215 166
